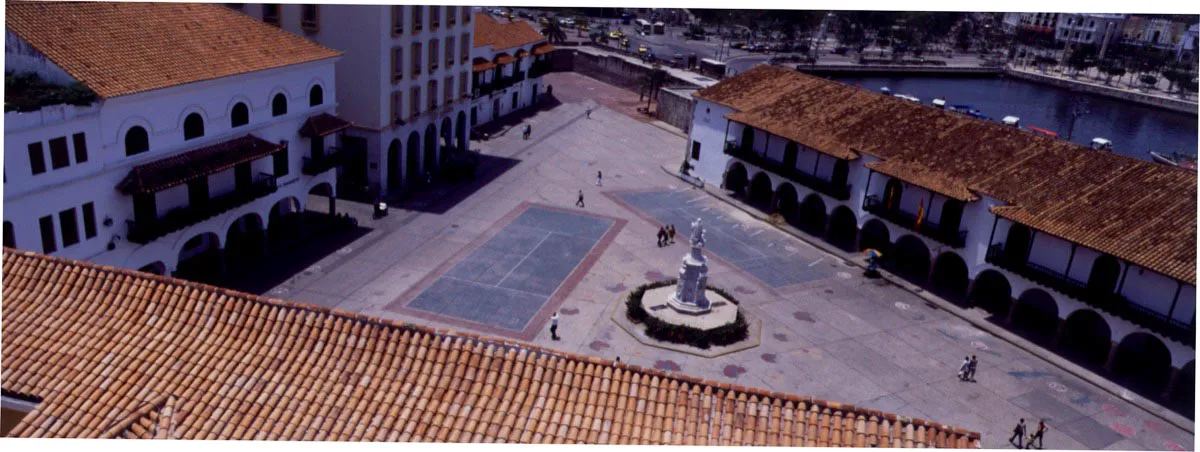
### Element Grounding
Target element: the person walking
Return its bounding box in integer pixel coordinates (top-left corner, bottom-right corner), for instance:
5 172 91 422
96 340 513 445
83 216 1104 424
657 227 667 247
523 124 532 140
549 311 560 340
1009 418 1026 449
1025 420 1046 449
668 224 676 244
597 170 603 187
586 106 593 119
576 190 585 208
958 356 971 381
967 355 978 382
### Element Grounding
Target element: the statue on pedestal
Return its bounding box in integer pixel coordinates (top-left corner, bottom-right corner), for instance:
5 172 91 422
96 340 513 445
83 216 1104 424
668 218 712 314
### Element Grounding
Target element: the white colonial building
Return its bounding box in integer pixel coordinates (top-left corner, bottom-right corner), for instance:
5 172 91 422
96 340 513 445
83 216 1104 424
468 12 554 126
685 65 1196 409
237 3 474 197
4 2 347 283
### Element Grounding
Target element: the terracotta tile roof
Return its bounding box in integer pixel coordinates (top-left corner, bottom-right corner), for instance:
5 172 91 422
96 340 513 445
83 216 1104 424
116 135 284 195
4 2 341 98
473 57 497 73
472 13 546 51
698 65 1196 283
532 43 556 55
1 249 981 446
298 113 352 138
494 53 517 65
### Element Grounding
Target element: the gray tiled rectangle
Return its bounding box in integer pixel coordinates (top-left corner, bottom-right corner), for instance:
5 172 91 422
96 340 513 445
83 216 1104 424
512 207 614 240
1008 390 1088 425
1055 416 1127 449
479 224 548 254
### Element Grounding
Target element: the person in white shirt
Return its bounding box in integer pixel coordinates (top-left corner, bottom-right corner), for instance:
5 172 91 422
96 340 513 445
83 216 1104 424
550 311 560 340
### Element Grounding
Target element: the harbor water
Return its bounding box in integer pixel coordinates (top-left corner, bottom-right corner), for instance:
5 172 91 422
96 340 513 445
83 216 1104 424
831 74 1199 162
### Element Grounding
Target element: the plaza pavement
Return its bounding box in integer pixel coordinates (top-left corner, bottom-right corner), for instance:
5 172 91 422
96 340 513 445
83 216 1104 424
259 73 1193 450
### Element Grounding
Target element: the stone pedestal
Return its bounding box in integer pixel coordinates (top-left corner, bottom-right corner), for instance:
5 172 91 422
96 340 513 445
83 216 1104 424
668 252 711 314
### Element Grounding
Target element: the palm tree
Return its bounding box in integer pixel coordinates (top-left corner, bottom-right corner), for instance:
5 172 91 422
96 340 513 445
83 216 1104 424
541 21 567 44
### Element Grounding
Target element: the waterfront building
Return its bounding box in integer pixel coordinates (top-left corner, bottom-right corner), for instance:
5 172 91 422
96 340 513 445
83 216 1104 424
1121 15 1194 51
684 65 1196 404
1178 23 1199 62
236 3 474 197
3 2 345 282
0 249 982 445
468 13 554 127
1014 12 1060 35
1055 13 1125 47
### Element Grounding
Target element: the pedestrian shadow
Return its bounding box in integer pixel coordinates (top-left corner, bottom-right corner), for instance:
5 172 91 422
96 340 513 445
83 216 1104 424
390 153 522 215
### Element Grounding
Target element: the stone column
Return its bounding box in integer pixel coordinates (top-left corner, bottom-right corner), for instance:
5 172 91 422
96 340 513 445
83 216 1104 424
1161 367 1181 400
1103 341 1120 372
1050 318 1067 348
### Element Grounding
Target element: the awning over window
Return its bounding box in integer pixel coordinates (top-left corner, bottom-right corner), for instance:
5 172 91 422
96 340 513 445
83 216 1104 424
514 49 529 58
117 135 284 195
532 43 556 55
473 57 497 72
299 113 352 138
493 53 515 65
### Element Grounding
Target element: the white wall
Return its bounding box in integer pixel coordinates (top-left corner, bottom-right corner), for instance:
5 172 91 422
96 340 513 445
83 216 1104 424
1122 267 1185 317
687 99 735 185
1027 232 1074 274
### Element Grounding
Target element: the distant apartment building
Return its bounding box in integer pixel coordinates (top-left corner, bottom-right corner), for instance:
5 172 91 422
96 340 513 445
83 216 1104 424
1122 15 1195 51
237 3 474 197
1055 13 1125 46
468 12 554 127
3 2 344 282
1016 12 1060 34
1178 23 1199 61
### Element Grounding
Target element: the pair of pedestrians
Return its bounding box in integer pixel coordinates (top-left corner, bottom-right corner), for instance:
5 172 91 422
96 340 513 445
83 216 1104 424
958 355 978 382
1009 419 1047 449
656 225 676 247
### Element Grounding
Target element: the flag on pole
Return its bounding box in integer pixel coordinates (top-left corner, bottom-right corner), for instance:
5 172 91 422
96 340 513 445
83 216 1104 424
915 197 926 229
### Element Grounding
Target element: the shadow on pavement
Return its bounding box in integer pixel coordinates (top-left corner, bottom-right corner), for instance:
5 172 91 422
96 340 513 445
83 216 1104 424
391 152 522 215
223 211 373 295
471 95 563 140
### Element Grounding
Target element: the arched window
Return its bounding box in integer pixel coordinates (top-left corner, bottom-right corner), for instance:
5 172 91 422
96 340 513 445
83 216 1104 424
125 126 149 156
309 85 324 107
231 102 249 127
183 113 205 140
272 93 288 117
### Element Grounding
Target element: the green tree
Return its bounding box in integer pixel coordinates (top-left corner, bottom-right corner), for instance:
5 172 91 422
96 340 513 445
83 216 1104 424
1139 74 1158 89
541 21 567 44
1066 49 1094 78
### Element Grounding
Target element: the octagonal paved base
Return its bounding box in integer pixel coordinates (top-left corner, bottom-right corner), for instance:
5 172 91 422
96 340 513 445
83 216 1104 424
642 286 737 330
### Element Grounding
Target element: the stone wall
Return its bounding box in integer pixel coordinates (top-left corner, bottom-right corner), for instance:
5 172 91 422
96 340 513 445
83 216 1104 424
658 87 697 133
1004 68 1199 116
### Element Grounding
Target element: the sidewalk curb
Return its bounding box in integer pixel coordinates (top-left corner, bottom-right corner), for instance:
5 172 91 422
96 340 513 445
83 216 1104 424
660 164 1194 435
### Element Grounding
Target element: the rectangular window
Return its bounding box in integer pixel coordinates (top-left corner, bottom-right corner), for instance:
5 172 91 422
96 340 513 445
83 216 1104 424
412 5 423 32
392 91 404 124
392 47 403 82
431 5 440 29
3 221 14 248
391 5 404 35
429 81 438 109
72 133 88 163
445 76 454 104
49 137 70 170
28 142 47 175
59 208 79 248
459 71 468 99
430 39 439 72
462 7 471 23
446 36 456 67
447 6 456 25
263 4 279 26
410 86 421 118
273 144 289 177
82 202 97 239
39 215 56 253
461 33 470 62
301 5 319 32
691 141 702 160
311 136 325 161
412 42 422 76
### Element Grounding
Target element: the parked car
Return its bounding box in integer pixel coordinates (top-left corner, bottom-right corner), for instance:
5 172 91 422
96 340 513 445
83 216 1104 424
637 45 650 54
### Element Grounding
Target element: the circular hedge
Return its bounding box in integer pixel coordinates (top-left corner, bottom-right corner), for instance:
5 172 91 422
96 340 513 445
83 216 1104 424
625 279 749 349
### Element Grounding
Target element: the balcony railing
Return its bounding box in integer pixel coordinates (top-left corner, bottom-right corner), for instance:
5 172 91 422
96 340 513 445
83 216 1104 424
724 141 852 201
863 194 968 248
127 175 279 244
302 146 344 176
986 243 1195 345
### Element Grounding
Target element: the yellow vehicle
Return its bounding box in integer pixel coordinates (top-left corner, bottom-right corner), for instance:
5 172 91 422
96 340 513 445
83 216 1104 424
609 30 624 38
637 45 650 54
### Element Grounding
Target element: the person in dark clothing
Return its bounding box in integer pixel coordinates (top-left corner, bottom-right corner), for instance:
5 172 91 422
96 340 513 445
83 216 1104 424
657 227 667 247
967 355 978 382
576 190 585 208
1026 420 1046 449
668 224 676 244
1009 418 1026 448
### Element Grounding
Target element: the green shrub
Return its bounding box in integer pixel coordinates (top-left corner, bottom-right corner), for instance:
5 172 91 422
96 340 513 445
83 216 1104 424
624 280 749 349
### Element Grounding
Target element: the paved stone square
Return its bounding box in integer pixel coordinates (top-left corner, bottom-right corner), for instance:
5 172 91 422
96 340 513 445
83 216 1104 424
256 73 1194 450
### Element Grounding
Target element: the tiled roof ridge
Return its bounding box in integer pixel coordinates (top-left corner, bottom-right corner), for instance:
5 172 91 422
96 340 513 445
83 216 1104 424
97 394 169 439
0 248 981 444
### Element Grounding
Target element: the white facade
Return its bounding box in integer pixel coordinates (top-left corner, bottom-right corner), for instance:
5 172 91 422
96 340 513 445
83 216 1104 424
1055 13 1125 46
4 35 341 275
686 94 1196 366
1176 23 1199 60
467 16 550 128
238 4 474 196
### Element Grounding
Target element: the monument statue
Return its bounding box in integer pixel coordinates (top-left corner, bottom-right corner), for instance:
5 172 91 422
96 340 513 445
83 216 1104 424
668 218 712 314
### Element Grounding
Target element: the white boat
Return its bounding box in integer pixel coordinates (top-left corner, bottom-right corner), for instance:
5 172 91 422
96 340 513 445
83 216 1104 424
1002 116 1021 127
931 98 946 108
1149 151 1179 166
880 87 892 94
1090 137 1113 151
894 94 921 103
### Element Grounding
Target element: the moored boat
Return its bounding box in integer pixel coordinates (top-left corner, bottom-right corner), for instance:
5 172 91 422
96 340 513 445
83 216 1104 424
1090 137 1113 151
